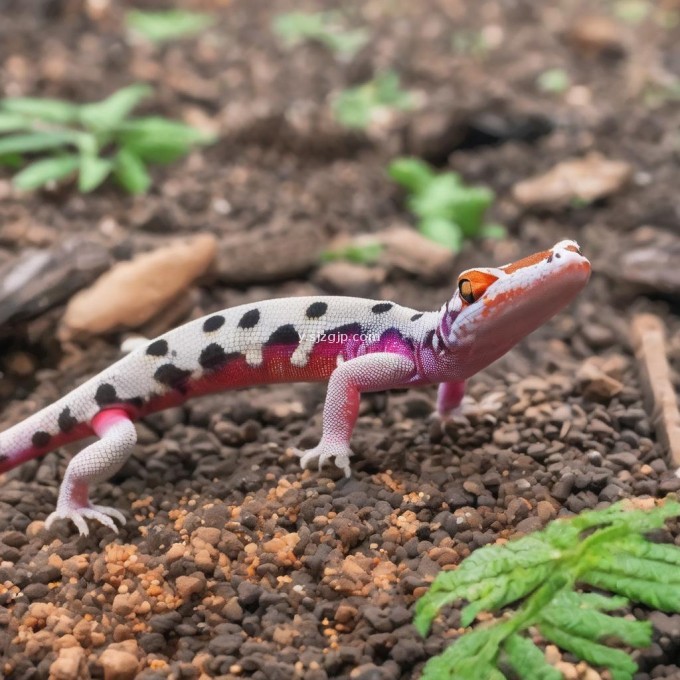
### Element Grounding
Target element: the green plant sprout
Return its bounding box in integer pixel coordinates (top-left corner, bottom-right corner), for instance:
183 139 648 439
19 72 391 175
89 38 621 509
321 240 383 265
415 498 680 680
125 9 214 44
451 30 489 58
333 71 415 130
272 11 368 57
388 157 504 251
613 0 650 25
0 84 215 194
536 68 571 94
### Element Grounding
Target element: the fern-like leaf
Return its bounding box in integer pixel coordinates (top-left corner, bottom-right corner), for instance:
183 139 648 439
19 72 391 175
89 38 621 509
415 498 680 679
503 633 562 680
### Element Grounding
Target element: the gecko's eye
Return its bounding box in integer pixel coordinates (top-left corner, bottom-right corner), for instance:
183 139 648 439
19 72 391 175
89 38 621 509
458 279 476 304
457 270 500 305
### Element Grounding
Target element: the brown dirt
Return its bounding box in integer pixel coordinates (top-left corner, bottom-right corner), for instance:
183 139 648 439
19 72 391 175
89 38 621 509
1 1 680 679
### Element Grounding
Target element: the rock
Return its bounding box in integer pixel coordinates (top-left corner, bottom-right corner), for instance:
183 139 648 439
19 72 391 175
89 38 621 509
0 237 110 326
216 218 326 285
619 228 680 297
314 261 386 296
98 641 139 680
175 573 207 599
376 227 455 282
50 646 89 680
60 234 216 339
577 358 624 402
565 15 627 58
512 153 632 210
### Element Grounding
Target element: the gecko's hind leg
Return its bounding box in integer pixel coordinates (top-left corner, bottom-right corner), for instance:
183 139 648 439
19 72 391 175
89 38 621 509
45 408 137 536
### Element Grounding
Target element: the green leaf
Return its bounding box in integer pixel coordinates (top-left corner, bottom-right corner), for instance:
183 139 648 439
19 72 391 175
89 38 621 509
322 28 369 57
272 11 368 57
540 592 652 647
536 68 571 94
13 155 79 190
0 112 32 133
126 9 214 44
503 634 562 680
0 97 79 123
409 174 463 219
78 155 112 193
583 570 680 611
480 223 507 240
419 217 463 251
0 153 23 168
447 185 495 237
539 621 638 680
0 131 80 156
79 84 152 130
113 148 151 194
333 71 414 130
322 241 382 265
117 117 215 163
387 157 435 193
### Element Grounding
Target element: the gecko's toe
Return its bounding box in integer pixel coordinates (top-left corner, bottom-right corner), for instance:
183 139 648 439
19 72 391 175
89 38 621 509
44 503 125 536
291 443 353 477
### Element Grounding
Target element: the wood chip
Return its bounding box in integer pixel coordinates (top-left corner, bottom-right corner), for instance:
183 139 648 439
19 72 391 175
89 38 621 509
512 153 632 209
59 234 216 340
631 314 680 467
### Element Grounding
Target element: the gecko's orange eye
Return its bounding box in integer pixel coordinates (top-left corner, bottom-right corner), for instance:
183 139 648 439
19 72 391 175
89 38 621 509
457 270 499 304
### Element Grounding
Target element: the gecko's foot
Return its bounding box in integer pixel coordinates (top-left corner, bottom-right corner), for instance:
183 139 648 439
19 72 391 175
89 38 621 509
45 503 126 537
290 443 353 478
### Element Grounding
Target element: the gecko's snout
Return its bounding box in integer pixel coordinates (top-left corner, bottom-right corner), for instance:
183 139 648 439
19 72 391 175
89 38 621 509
547 239 591 284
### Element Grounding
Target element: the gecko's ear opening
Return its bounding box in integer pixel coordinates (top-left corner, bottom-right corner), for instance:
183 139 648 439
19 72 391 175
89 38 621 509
457 270 499 304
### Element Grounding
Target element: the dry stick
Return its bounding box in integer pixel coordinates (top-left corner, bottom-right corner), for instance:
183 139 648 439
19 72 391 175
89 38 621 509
631 313 680 469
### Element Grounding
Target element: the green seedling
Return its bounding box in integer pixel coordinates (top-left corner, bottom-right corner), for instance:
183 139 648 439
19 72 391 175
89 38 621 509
333 71 415 130
536 68 571 94
272 10 368 57
322 240 383 265
614 0 650 24
416 498 680 680
388 157 503 250
0 84 215 194
451 30 489 58
125 9 214 44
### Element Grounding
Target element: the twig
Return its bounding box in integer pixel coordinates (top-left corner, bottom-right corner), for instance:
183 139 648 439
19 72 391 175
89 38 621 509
631 313 680 468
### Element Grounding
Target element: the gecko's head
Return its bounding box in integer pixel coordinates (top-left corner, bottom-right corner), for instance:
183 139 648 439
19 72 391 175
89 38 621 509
440 240 591 373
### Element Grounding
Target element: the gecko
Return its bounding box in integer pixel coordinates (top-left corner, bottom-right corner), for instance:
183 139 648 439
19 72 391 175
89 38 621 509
0 239 590 535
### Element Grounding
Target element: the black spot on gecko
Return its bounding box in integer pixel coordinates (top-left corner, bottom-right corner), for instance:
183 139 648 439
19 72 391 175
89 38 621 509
203 315 225 333
372 302 393 314
423 330 435 348
146 339 168 357
32 431 51 448
322 323 362 343
125 397 144 410
95 383 118 407
411 313 423 322
238 309 260 329
546 253 553 264
0 453 7 464
306 301 328 319
266 324 300 345
154 364 192 392
199 344 240 371
58 407 78 433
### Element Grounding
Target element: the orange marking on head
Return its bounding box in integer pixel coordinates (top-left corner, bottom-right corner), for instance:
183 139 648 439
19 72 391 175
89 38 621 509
501 249 551 274
565 244 581 254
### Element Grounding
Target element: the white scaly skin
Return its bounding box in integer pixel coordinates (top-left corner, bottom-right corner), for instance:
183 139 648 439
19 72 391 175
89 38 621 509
0 240 590 535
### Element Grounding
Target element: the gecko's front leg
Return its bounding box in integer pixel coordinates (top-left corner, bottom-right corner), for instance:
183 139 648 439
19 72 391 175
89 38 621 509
45 408 137 536
437 380 466 419
293 353 417 476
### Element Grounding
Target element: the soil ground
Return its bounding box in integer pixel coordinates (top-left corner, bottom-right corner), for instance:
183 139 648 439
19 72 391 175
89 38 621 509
1 1 680 679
